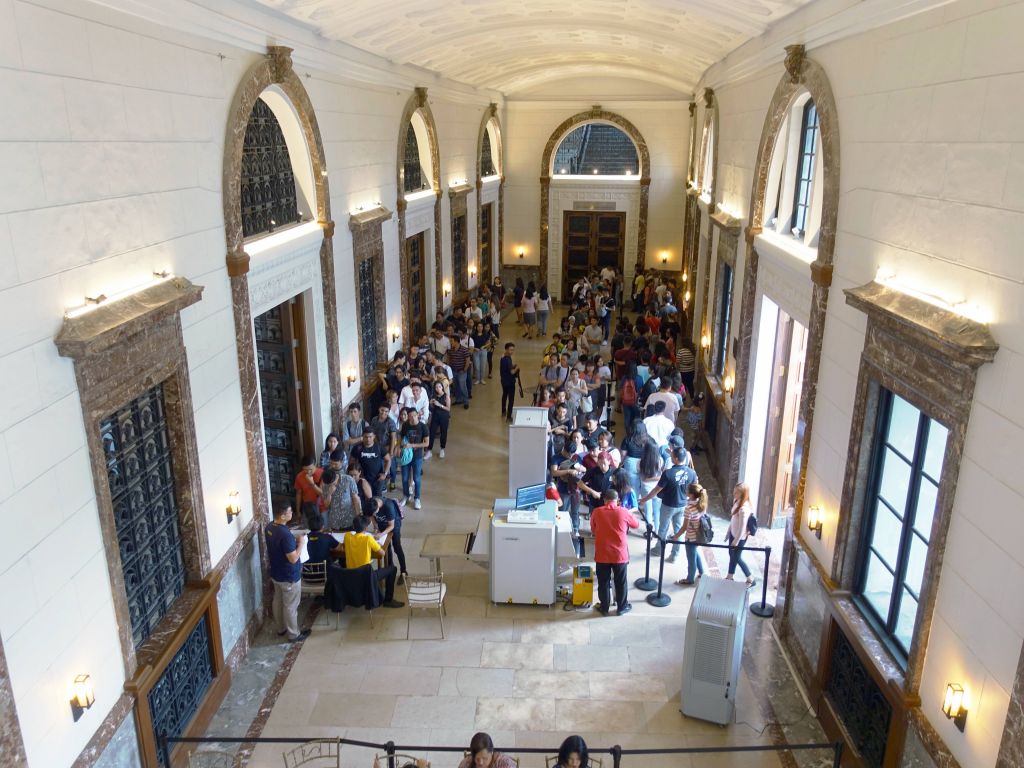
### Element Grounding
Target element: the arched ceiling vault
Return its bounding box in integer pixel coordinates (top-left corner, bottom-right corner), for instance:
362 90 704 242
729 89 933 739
254 0 813 95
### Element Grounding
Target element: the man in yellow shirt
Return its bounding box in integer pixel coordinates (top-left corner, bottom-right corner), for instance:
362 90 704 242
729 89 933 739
343 515 404 607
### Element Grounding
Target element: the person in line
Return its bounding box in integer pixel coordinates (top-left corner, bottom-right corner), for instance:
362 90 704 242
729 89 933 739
512 278 525 325
322 451 361 531
646 375 682 425
590 489 639 616
426 379 451 459
619 419 650 502
536 285 552 336
499 342 519 423
521 286 538 339
399 378 431 423
447 335 473 409
400 407 429 510
550 437 585 556
458 733 517 768
293 456 323 524
319 432 341 469
471 320 495 385
369 495 407 582
342 515 404 608
727 482 757 588
619 361 644 432
671 482 708 586
638 446 696 562
554 736 590 768
578 451 616 521
676 339 696 399
351 430 389 497
265 503 310 642
637 439 664 533
340 403 368 449
643 400 675 447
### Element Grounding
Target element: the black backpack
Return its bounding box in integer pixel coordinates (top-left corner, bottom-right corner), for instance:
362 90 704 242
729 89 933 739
746 512 759 538
697 513 714 544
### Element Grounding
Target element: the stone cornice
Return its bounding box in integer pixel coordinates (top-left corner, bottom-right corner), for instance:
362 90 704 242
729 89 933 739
348 205 393 230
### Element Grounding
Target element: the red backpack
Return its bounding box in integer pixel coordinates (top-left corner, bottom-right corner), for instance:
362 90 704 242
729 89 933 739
620 377 638 406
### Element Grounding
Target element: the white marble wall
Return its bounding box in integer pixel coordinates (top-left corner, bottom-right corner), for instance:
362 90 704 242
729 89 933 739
695 2 1024 766
0 0 500 765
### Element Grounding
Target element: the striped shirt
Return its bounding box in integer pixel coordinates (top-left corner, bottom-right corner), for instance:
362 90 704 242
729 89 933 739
676 347 696 373
447 345 471 372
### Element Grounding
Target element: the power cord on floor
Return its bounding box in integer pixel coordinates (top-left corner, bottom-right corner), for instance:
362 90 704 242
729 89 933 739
557 585 591 611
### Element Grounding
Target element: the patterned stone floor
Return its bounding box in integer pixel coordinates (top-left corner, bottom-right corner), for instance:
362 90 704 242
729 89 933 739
196 309 831 768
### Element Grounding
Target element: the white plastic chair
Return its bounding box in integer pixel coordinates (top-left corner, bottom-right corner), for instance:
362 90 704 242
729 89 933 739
405 572 447 638
188 751 239 768
283 738 340 767
301 561 336 628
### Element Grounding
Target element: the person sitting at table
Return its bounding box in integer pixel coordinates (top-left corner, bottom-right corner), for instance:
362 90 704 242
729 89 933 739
457 733 516 768
368 495 407 582
342 515 404 608
553 736 590 768
305 512 342 564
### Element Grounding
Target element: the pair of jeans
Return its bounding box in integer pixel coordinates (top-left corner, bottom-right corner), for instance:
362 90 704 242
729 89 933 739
453 370 470 404
428 411 449 449
501 382 516 419
658 504 684 559
386 527 408 574
401 456 423 500
472 349 487 382
563 492 584 557
623 404 641 432
537 309 549 335
375 563 398 602
685 541 705 581
639 478 661 532
622 456 641 509
728 537 752 578
596 562 629 611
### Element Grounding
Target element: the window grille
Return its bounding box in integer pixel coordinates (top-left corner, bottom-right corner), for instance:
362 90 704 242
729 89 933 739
148 616 214 767
240 98 300 239
101 384 185 648
358 257 379 378
714 262 733 376
553 124 638 175
790 101 819 237
826 629 892 768
856 389 947 659
452 214 468 296
404 123 426 193
481 133 497 177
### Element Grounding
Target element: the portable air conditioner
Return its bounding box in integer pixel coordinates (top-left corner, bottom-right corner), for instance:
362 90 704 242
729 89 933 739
680 577 749 725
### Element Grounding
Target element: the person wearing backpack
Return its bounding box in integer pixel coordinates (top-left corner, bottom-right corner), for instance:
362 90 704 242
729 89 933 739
619 361 643 431
638 446 696 562
667 482 709 585
726 482 757 588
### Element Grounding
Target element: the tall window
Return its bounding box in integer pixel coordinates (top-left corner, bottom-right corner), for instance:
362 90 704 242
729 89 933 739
790 100 819 237
701 121 715 195
481 133 497 177
357 257 380 377
240 98 301 239
452 214 468 296
101 384 185 648
856 389 948 660
404 123 427 193
714 262 733 376
553 123 638 176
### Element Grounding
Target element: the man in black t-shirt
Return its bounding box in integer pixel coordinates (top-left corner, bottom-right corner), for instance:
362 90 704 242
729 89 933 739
499 343 519 422
638 447 696 562
351 431 389 497
305 512 342 564
369 496 408 579
399 407 429 510
578 453 616 517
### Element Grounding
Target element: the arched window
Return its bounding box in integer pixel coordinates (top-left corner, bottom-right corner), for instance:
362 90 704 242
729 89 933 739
764 95 823 246
481 130 497 177
700 120 715 196
240 98 303 239
404 123 428 193
553 123 639 176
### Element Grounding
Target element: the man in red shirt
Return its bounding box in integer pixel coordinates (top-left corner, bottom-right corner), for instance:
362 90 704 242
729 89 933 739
294 455 323 523
590 488 640 616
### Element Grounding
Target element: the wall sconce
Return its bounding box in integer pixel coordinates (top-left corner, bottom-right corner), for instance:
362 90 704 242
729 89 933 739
807 505 823 539
700 332 710 351
517 248 525 259
682 272 688 283
469 265 477 278
684 290 691 303
723 373 735 395
391 327 399 343
346 367 357 387
443 282 451 298
226 491 241 524
70 674 95 722
943 683 967 731
660 251 669 265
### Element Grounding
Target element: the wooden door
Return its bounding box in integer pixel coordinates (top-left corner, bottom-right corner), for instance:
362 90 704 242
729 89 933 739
406 232 427 340
479 203 493 287
254 298 314 515
561 211 626 299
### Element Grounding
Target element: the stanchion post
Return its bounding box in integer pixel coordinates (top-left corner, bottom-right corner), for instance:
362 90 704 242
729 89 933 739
646 535 671 607
635 522 657 591
749 544 775 618
832 741 844 768
611 744 622 768
386 739 396 768
159 733 171 768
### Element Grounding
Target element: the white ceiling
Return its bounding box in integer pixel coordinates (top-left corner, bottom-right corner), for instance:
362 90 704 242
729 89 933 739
254 0 814 95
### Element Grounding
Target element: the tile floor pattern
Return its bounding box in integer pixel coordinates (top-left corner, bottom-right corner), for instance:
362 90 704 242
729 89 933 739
200 311 832 768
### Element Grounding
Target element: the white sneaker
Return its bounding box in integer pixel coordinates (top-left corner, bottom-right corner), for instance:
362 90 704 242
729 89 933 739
439 449 445 458
479 379 486 385
424 450 432 460
413 498 422 510
399 496 409 506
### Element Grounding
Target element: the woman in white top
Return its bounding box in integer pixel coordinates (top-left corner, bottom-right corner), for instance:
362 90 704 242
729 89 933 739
536 285 552 336
521 288 538 339
565 368 589 426
726 482 756 587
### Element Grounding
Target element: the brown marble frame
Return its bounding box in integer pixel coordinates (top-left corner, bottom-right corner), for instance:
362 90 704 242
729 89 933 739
349 205 393 389
996 647 1024 768
539 106 651 289
694 88 719 374
476 104 505 282
222 46 342 536
396 87 443 342
449 184 472 303
0 637 28 765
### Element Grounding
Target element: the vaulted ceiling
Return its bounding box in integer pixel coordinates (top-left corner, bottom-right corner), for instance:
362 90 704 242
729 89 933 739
255 0 813 95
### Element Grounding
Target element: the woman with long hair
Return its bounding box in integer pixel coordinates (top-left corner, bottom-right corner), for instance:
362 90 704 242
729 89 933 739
536 285 551 336
554 736 589 768
638 439 664 532
610 469 638 515
620 419 650 506
521 286 538 339
727 482 757 587
470 321 493 386
620 360 644 431
513 277 525 325
319 432 340 469
426 379 451 459
673 482 708 585
458 733 516 768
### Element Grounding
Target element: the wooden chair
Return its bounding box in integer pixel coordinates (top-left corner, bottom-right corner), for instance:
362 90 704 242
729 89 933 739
187 751 239 768
405 572 447 639
301 561 336 628
282 738 341 767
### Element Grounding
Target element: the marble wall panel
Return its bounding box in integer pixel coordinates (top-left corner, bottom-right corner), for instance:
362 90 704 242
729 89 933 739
790 547 827 672
902 722 939 768
93 711 143 768
216 531 262 660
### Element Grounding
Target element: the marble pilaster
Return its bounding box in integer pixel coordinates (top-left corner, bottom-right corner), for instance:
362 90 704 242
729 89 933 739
0 637 27 767
995 643 1024 768
449 184 472 298
349 206 394 389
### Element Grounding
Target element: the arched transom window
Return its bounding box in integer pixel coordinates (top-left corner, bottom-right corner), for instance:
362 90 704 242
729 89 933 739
553 123 639 177
764 94 823 247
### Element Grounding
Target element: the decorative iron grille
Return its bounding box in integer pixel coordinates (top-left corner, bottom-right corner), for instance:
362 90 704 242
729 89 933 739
452 214 467 296
825 629 892 768
101 385 185 648
404 123 426 193
149 616 214 767
358 257 379 378
481 133 497 176
240 98 300 238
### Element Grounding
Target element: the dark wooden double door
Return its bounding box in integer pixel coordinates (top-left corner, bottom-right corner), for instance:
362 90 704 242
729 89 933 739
562 211 625 299
254 298 315 514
